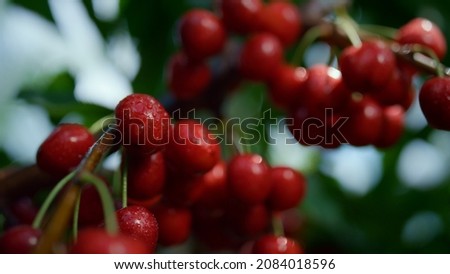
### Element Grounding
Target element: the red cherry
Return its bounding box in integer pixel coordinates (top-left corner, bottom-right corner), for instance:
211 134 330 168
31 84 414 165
288 106 345 148
374 105 405 148
370 66 413 107
116 206 159 253
396 17 447 60
228 154 271 204
70 228 149 254
252 234 303 254
218 0 263 34
179 9 227 60
341 96 384 146
268 64 307 110
127 151 165 201
166 119 221 175
167 52 211 101
0 225 41 254
339 40 396 92
258 2 302 46
77 183 104 227
195 161 228 208
239 33 284 82
268 167 307 211
300 64 351 111
419 77 450 131
36 124 95 177
153 204 192 247
115 93 170 154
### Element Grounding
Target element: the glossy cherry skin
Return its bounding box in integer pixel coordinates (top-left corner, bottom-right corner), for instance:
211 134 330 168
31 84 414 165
339 40 396 92
300 64 351 111
268 167 307 211
116 206 158 253
239 33 284 82
268 64 307 110
153 204 192 247
70 228 149 254
195 161 228 208
374 105 405 148
228 154 271 204
165 119 221 175
252 234 303 254
258 2 302 46
127 151 165 201
115 93 170 154
179 9 227 60
341 96 384 146
167 52 211 101
396 17 447 60
419 77 450 131
36 124 95 177
0 225 41 254
218 0 263 34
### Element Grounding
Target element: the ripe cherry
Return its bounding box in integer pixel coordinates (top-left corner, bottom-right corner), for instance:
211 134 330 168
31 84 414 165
341 96 384 146
166 52 211 101
218 0 263 34
396 17 447 60
153 204 192 247
252 234 303 254
165 119 221 175
116 206 159 253
258 2 302 46
70 228 149 254
179 9 227 60
339 40 396 92
374 105 405 148
0 225 41 254
239 33 284 82
370 66 413 107
115 93 170 154
36 124 95 177
228 153 271 204
299 64 351 111
268 64 307 110
127 151 165 201
268 167 307 211
195 161 228 208
419 77 450 131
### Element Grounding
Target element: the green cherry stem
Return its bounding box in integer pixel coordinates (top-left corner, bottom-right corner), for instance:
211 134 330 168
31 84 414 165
335 7 362 47
72 190 82 241
359 24 397 39
89 114 116 135
31 171 76 230
291 24 326 66
272 212 285 237
80 172 119 235
121 155 128 209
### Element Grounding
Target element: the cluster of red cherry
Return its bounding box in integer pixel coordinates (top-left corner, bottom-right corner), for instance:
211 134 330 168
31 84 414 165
166 0 450 149
0 93 306 254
